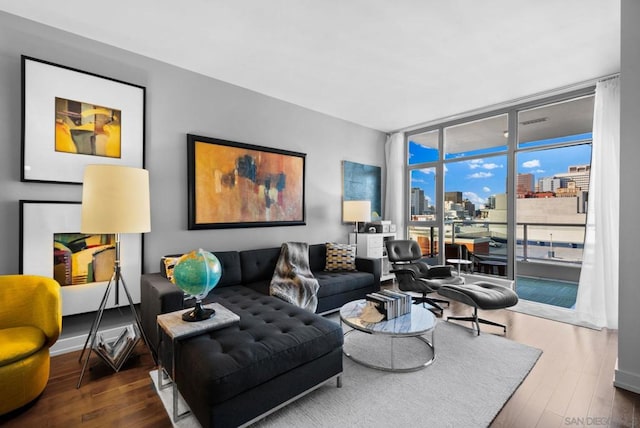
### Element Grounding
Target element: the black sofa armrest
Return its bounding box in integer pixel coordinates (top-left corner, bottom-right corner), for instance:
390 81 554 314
140 273 185 356
355 257 381 291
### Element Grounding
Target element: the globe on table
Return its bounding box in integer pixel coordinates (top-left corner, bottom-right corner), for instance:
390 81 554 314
173 249 222 322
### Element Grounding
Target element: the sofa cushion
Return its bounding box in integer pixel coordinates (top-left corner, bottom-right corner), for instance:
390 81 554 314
176 285 343 407
314 270 375 298
308 244 327 272
324 243 357 272
0 326 46 367
210 251 242 288
160 255 182 281
240 247 281 284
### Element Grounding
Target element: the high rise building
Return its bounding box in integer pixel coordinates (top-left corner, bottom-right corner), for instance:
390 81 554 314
410 187 425 215
517 173 534 197
464 200 475 217
538 177 573 193
556 164 590 192
445 191 463 204
486 195 496 209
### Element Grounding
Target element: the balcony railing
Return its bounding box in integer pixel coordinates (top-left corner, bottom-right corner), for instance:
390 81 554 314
409 221 585 307
445 220 586 265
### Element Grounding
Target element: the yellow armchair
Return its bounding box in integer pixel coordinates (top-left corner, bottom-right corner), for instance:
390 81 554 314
0 275 62 415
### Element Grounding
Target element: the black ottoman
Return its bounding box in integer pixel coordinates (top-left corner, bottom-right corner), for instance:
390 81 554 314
438 281 518 335
172 286 344 428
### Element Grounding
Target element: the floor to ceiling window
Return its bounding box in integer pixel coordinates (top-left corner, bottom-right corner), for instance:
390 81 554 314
406 90 594 308
407 129 440 258
443 114 509 274
515 95 594 307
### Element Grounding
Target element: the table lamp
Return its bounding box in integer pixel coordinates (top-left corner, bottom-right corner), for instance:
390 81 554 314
77 164 151 387
343 200 371 233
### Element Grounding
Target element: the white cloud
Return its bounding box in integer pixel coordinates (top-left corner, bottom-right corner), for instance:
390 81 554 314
469 159 502 170
483 186 491 192
469 172 493 179
468 159 484 169
464 191 486 207
482 163 502 170
522 159 540 168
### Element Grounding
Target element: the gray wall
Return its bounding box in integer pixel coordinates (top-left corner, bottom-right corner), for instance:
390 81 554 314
617 0 640 394
0 12 386 275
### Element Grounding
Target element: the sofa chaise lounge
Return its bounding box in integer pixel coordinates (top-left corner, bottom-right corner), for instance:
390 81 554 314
140 243 381 427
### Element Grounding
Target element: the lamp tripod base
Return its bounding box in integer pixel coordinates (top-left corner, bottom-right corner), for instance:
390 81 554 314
182 301 216 322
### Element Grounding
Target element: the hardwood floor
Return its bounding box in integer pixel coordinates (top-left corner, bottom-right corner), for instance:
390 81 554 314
2 301 638 427
0 342 170 428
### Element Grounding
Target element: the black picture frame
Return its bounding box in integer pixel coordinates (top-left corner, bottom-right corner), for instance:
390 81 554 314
187 134 306 229
21 55 146 184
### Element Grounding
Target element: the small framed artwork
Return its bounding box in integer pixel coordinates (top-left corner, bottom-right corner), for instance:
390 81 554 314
19 200 143 316
187 134 306 229
21 56 145 184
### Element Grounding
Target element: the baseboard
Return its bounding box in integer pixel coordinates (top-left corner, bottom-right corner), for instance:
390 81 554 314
50 325 132 356
614 362 640 394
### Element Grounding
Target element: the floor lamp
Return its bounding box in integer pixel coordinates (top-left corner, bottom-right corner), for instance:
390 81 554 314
77 164 152 388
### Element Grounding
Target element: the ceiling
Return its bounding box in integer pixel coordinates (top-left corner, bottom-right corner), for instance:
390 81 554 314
0 1 620 133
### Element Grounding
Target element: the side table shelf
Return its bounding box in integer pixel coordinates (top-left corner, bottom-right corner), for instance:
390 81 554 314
157 303 240 422
93 324 141 372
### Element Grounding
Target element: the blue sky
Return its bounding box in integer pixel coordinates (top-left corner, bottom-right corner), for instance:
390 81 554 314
410 136 592 209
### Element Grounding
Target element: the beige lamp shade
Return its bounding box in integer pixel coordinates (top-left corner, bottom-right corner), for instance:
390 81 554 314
81 164 151 234
343 200 372 223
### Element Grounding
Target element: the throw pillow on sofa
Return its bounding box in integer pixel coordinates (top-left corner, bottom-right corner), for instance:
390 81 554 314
161 255 182 283
324 243 357 271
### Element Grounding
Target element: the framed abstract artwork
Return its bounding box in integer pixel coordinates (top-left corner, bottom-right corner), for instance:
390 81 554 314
21 56 145 184
187 134 306 229
19 200 143 316
342 160 382 221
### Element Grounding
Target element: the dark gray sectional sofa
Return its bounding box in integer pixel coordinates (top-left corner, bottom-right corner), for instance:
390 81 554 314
140 243 381 427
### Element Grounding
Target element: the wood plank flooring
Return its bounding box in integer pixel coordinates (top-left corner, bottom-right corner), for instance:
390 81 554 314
1 301 638 427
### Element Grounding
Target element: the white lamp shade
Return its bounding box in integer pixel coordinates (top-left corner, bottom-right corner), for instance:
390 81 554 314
343 200 372 222
81 164 151 234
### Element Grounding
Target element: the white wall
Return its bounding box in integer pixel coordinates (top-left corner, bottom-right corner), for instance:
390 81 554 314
0 11 386 276
615 0 640 394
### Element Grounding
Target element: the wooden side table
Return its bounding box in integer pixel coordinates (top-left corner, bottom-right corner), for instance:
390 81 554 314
156 303 240 422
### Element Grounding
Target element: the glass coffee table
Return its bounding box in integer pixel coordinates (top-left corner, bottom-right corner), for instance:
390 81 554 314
339 299 436 372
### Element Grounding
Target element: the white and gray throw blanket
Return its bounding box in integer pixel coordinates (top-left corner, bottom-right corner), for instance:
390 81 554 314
270 242 319 312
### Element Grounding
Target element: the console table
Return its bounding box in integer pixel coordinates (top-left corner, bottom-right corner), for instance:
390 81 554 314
349 232 397 281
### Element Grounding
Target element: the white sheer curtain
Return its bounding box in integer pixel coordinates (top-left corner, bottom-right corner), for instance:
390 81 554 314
384 132 405 238
575 76 620 329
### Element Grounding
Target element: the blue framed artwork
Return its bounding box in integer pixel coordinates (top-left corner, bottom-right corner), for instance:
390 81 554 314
342 160 382 221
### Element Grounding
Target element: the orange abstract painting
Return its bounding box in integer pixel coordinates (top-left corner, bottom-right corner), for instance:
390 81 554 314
188 135 305 229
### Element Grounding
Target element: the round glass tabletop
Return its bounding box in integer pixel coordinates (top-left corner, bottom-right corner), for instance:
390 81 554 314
339 299 436 336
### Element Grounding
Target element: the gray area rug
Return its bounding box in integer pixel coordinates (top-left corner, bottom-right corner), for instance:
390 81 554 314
508 299 601 330
150 319 541 428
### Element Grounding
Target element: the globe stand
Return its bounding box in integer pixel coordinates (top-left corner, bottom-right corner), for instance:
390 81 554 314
182 301 216 322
